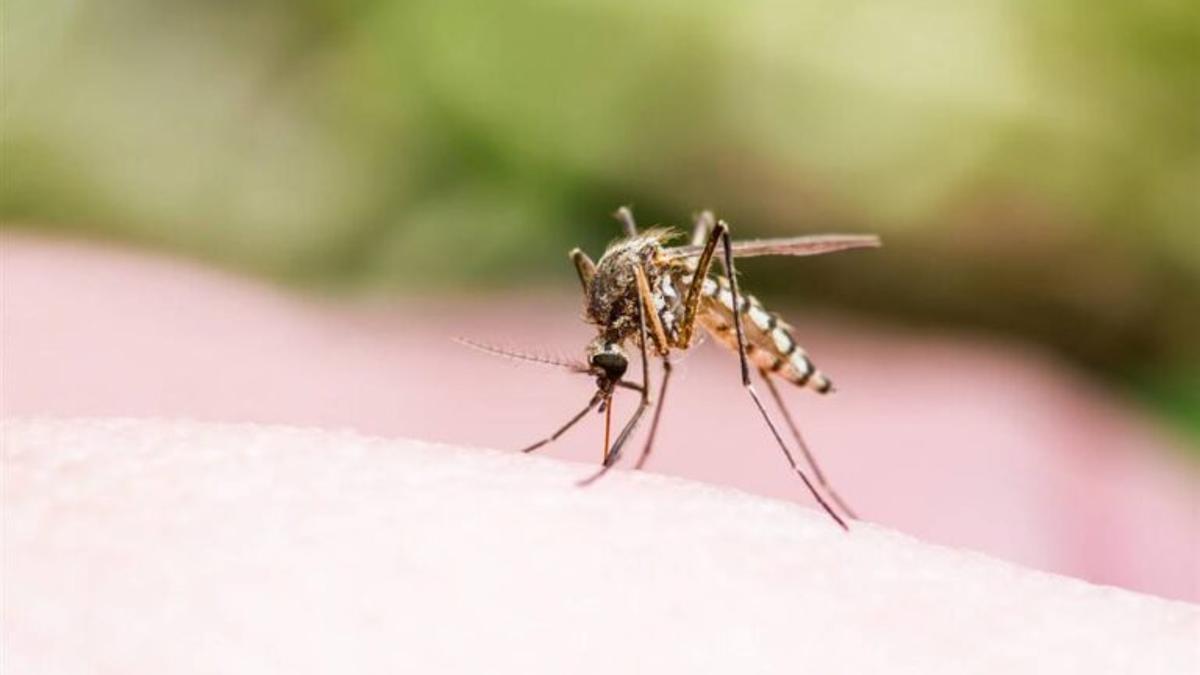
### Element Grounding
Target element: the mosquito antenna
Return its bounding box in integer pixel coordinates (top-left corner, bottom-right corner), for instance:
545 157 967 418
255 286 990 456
453 337 588 373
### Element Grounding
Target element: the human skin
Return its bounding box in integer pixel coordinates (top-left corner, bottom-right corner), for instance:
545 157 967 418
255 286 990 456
3 419 1197 674
1 232 1197 606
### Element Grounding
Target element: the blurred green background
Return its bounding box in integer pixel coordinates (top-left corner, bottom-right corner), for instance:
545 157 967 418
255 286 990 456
3 0 1198 442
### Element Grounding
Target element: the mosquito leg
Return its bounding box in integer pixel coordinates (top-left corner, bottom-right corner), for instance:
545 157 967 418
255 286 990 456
717 220 849 531
674 221 724 349
760 369 858 520
578 289 653 486
633 358 672 470
691 210 715 246
629 244 672 467
519 390 605 454
633 265 670 356
614 206 638 237
570 249 597 294
614 380 645 394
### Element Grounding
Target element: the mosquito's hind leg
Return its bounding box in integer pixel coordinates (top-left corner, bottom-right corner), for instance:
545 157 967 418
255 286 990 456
716 220 849 531
760 369 858 520
570 249 596 294
614 206 638 237
633 358 672 470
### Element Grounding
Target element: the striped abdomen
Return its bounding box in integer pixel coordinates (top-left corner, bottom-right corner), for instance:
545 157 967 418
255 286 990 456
684 273 834 393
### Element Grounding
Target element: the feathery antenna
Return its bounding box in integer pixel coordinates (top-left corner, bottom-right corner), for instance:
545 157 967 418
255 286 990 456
453 337 589 373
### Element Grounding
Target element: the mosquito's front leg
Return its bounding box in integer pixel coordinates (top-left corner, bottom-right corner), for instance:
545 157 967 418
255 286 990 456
570 248 596 294
518 378 646 456
519 390 606 454
633 358 672 470
633 266 670 357
717 219 849 531
623 261 673 471
578 288 654 485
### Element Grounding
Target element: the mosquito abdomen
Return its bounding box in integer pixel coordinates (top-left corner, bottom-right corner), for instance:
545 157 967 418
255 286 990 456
686 273 835 394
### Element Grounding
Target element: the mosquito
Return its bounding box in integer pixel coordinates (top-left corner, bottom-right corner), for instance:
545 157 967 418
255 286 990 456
462 208 880 530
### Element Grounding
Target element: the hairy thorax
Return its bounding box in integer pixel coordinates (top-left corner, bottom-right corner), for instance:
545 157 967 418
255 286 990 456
586 236 671 342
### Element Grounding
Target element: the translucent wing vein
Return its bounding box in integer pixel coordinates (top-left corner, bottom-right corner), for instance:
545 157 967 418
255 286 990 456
666 234 881 260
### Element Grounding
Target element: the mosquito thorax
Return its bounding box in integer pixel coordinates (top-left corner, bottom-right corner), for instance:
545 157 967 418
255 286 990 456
586 235 668 339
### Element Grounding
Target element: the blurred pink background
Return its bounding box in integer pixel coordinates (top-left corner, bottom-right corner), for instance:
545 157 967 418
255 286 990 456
2 233 1197 602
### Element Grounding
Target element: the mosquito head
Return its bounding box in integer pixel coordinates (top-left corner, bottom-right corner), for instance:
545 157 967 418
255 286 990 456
586 338 628 389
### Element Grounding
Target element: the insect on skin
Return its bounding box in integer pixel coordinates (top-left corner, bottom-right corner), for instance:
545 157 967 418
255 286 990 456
461 208 880 530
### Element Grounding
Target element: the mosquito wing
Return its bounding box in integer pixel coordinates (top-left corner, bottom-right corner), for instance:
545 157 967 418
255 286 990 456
664 234 881 261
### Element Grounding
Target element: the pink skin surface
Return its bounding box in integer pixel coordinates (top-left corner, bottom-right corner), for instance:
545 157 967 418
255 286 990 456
2 232 1197 602
6 420 1197 674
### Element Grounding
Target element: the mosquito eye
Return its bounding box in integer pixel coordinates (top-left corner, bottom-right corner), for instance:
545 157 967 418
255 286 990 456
590 352 627 380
